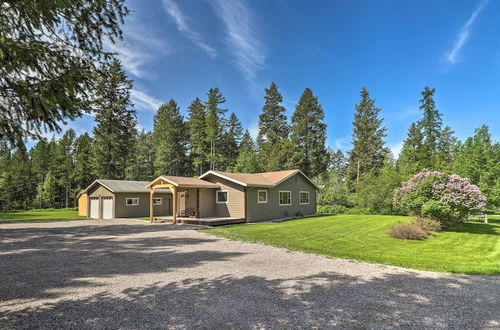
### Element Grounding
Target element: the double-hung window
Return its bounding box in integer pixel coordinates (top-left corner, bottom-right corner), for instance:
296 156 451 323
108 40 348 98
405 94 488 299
299 191 310 204
153 197 162 205
257 190 268 203
279 191 291 206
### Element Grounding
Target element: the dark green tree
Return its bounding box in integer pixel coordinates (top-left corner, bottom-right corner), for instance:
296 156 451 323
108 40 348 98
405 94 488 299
289 88 328 178
257 82 291 171
220 112 243 171
187 98 208 176
418 86 443 168
347 87 388 187
9 144 31 209
397 122 424 177
91 60 137 179
436 126 458 171
239 129 256 152
0 0 129 145
73 133 94 197
30 138 51 208
126 130 155 181
153 99 188 176
205 88 227 170
54 129 76 208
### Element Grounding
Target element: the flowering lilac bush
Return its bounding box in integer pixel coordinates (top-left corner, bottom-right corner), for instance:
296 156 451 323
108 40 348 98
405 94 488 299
393 171 486 226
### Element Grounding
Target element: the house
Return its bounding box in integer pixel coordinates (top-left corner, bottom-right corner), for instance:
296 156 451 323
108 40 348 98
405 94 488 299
147 169 318 223
77 180 172 219
78 169 317 223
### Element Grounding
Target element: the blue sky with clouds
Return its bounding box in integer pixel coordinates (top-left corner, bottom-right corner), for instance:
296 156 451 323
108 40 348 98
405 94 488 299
67 0 499 156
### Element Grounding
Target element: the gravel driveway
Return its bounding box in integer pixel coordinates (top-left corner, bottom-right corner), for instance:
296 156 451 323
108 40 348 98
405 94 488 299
0 219 498 329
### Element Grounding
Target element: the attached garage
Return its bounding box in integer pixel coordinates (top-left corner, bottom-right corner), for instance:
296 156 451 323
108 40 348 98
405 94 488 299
78 180 172 219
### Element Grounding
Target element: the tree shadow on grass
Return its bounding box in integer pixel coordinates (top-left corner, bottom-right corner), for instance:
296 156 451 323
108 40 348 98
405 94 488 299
445 218 499 235
1 271 498 329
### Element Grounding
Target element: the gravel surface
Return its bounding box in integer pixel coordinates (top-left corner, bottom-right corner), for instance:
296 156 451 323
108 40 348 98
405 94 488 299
0 219 498 329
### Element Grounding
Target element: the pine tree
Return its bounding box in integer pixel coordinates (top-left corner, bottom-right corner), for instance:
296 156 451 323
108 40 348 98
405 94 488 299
220 112 243 171
54 129 76 208
347 87 388 186
290 88 328 178
397 122 424 177
73 133 94 197
9 143 31 209
1 0 129 144
153 99 189 176
30 138 51 208
91 60 137 179
0 141 13 210
126 130 156 181
418 86 443 168
187 98 208 176
257 82 291 171
205 88 227 170
436 126 457 171
239 129 256 152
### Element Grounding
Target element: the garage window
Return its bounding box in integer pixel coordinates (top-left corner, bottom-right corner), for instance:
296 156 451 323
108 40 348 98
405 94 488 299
299 191 310 204
216 190 228 203
153 197 162 205
279 191 291 206
126 197 139 206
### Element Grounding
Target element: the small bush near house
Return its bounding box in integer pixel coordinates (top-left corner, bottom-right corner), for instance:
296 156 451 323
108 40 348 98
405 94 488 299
388 222 428 240
294 211 304 217
393 171 486 228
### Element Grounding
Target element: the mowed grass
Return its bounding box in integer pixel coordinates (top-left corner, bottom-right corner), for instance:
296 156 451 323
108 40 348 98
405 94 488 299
202 214 500 275
0 208 86 222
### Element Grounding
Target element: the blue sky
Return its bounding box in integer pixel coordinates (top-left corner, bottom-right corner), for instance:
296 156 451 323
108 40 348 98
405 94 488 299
67 0 499 156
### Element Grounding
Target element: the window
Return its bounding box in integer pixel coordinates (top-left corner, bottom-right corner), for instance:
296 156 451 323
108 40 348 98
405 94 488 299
216 190 228 203
279 191 291 206
257 190 268 203
299 191 310 204
126 198 139 206
153 197 162 205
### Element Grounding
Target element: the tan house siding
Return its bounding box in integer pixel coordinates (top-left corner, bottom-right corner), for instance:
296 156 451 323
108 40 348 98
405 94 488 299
114 192 171 218
246 173 316 222
202 174 245 218
88 185 114 198
78 193 88 216
199 188 215 217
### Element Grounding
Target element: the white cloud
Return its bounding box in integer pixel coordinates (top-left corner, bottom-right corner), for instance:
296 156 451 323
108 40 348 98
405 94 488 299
106 19 170 79
130 89 163 112
389 142 404 159
446 0 488 64
334 137 350 151
212 0 265 87
162 0 216 58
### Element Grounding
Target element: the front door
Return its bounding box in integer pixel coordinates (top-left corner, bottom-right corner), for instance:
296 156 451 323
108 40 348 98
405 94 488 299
178 192 186 216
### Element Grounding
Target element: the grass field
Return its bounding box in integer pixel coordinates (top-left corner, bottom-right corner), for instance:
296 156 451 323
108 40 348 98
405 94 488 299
0 208 86 222
202 214 500 275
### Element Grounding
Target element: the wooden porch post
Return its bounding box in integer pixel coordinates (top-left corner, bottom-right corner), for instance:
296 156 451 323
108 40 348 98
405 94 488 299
150 187 156 222
172 186 177 224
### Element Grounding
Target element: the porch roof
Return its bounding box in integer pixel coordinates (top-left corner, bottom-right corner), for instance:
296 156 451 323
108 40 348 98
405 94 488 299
147 175 220 189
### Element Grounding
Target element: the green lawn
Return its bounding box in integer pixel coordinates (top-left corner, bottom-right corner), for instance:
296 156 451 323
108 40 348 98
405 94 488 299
202 214 500 275
0 208 86 222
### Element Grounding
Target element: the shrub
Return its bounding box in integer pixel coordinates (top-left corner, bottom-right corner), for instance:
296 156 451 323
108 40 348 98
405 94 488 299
317 205 348 215
393 171 486 227
411 217 441 233
294 211 304 217
388 222 428 240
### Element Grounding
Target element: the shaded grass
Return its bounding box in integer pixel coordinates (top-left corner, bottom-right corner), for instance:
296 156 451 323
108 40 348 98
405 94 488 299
0 208 86 222
202 214 500 275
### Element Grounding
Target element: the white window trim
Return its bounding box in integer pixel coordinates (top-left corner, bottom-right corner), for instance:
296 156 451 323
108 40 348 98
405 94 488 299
279 191 292 206
216 190 229 204
299 191 310 205
257 190 268 203
126 197 139 206
153 197 162 205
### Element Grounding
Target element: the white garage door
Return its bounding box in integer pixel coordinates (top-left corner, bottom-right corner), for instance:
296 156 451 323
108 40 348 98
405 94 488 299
102 197 113 219
90 198 99 219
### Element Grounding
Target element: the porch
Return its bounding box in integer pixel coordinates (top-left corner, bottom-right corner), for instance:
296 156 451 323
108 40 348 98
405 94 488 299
147 175 221 224
151 216 245 226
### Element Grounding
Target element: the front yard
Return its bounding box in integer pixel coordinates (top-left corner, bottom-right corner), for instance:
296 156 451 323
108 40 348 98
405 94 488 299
203 214 500 275
0 208 86 222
